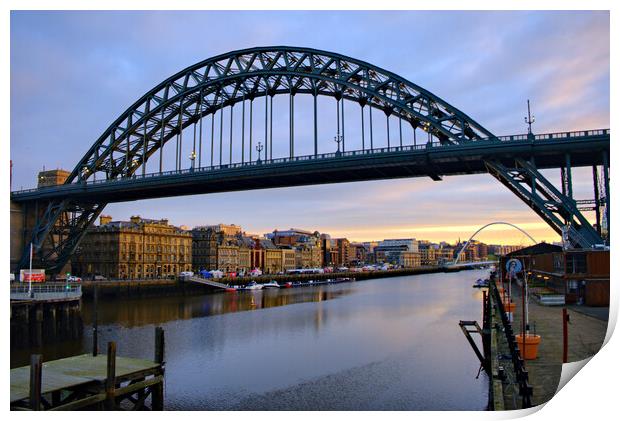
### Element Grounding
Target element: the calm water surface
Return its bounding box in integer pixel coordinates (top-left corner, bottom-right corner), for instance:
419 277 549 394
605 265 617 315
13 270 490 410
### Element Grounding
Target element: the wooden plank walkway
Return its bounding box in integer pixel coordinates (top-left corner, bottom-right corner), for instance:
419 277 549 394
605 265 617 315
10 354 160 404
11 327 165 410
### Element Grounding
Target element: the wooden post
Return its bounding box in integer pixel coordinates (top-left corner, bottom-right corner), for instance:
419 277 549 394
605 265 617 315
154 326 165 365
482 290 487 322
153 327 165 410
522 277 526 364
106 341 116 410
29 354 42 411
33 305 43 347
93 284 98 356
563 308 569 363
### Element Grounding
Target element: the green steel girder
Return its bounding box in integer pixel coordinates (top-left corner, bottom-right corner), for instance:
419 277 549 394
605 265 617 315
13 47 607 273
66 46 494 184
17 200 107 273
485 159 603 248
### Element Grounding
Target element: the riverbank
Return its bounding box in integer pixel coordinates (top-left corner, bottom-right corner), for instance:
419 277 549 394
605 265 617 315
80 265 473 299
489 278 608 409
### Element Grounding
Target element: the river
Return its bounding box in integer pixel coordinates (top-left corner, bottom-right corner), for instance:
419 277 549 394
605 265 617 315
11 269 490 410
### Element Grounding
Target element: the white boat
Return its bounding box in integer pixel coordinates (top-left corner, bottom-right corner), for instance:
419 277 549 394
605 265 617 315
262 280 280 289
244 281 263 290
473 278 489 288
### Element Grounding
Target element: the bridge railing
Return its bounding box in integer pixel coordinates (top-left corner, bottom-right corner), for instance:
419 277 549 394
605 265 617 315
495 128 609 142
10 128 609 195
10 282 82 301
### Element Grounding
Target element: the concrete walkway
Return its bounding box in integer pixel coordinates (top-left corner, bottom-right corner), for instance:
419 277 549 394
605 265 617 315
503 283 607 408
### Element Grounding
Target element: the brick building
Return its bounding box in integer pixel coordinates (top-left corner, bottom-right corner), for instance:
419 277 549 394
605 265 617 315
73 215 192 279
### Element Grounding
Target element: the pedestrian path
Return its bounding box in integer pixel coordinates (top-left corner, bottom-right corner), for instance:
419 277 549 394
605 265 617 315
504 284 607 407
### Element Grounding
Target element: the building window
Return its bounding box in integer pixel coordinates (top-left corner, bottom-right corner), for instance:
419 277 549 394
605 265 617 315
566 253 587 274
553 254 564 272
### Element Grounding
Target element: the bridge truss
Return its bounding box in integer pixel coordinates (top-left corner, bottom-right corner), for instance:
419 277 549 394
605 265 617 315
12 46 609 273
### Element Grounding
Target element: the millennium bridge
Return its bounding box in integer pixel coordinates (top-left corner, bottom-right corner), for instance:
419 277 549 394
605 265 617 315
10 46 610 274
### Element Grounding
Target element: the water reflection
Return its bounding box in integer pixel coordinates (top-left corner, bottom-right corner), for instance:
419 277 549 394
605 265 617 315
12 270 490 410
80 287 354 327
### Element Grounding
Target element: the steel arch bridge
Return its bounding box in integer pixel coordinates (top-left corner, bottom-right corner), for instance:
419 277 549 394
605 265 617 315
10 46 610 274
452 222 537 265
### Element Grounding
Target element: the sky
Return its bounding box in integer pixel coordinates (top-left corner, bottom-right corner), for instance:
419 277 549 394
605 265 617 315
9 10 610 245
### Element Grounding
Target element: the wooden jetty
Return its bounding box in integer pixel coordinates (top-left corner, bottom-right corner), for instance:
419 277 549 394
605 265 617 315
10 327 165 411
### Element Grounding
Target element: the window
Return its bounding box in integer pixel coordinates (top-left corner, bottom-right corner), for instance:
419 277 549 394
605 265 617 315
568 280 579 294
566 253 587 274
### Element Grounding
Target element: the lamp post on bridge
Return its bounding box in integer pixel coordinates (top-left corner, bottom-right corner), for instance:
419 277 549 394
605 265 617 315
256 141 264 164
524 99 535 141
189 151 196 171
334 135 343 156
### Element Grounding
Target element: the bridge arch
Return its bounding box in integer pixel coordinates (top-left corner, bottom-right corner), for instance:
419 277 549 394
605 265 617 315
68 46 495 183
13 47 605 273
452 222 537 265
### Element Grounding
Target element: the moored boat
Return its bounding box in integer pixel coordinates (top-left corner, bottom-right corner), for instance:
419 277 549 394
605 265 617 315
262 280 280 289
244 281 263 290
473 278 489 288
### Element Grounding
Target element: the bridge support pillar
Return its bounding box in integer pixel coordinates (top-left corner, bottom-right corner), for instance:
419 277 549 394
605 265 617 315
593 165 602 237
10 201 26 274
602 151 610 239
564 153 573 200
530 157 537 196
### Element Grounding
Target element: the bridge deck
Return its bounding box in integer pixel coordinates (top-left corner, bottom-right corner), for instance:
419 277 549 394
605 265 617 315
10 130 609 204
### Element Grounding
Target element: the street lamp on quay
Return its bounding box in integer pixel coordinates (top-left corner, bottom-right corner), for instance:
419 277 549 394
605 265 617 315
256 141 264 163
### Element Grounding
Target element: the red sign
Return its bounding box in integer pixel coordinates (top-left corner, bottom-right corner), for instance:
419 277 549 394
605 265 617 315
20 269 46 282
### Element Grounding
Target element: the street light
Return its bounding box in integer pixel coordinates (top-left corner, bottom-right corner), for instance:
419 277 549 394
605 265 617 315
334 134 343 156
524 99 535 140
256 141 264 163
189 151 196 170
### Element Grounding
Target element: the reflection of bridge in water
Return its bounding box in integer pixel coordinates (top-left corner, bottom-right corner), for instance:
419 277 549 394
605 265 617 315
9 46 609 275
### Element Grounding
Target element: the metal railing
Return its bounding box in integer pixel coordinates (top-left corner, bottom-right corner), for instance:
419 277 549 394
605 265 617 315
10 128 609 195
491 279 533 408
10 282 82 300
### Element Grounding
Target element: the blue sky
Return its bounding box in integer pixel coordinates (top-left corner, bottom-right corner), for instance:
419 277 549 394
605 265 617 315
10 10 610 244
